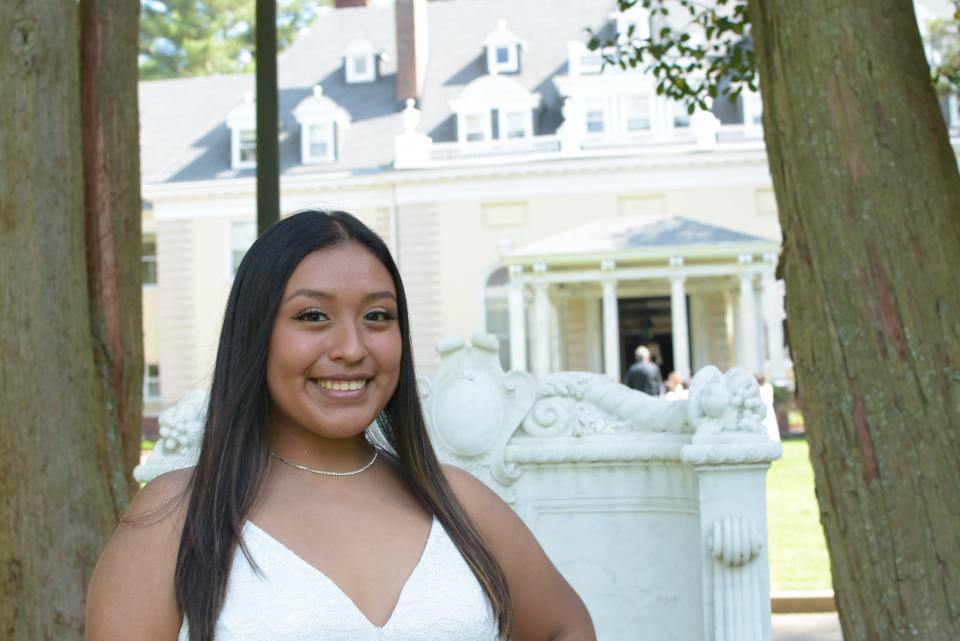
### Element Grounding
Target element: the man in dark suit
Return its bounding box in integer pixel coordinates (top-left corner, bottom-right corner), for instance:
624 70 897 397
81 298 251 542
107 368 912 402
623 345 664 396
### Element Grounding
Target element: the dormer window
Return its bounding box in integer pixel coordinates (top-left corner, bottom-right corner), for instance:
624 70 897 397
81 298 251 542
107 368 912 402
293 85 351 164
226 91 257 169
615 5 651 39
450 76 541 144
343 37 378 84
484 19 524 75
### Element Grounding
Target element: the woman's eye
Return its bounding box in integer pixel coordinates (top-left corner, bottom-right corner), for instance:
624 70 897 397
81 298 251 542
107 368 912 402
365 310 395 322
293 309 327 322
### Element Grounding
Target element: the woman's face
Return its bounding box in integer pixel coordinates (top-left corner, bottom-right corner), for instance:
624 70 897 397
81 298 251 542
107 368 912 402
266 242 402 443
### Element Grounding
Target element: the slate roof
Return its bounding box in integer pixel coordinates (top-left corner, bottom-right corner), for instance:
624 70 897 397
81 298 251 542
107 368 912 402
509 216 777 261
139 0 618 185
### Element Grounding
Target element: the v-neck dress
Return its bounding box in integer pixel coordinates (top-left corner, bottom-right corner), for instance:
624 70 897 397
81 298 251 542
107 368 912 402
177 516 499 641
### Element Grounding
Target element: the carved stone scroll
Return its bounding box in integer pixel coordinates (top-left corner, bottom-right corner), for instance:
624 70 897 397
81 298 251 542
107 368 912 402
418 334 536 502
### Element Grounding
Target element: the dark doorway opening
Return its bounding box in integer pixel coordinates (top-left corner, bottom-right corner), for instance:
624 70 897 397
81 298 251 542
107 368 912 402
616 296 690 383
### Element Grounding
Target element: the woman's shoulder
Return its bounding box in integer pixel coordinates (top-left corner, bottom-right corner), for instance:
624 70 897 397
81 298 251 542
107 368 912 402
128 467 193 519
86 468 193 641
440 464 515 538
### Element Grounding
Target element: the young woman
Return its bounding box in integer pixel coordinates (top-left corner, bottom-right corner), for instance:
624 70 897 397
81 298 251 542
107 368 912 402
86 210 595 641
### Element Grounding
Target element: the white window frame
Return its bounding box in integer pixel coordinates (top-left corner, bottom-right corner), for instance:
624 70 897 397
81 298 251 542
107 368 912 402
232 128 257 169
671 100 691 129
743 89 764 128
142 233 158 288
487 44 519 74
144 363 161 403
462 112 490 142
501 109 529 139
621 94 652 132
302 121 335 163
345 54 376 84
226 220 257 279
585 103 607 134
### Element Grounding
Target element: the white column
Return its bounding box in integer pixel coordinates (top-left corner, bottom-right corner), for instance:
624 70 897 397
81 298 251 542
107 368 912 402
507 264 527 372
601 259 620 381
532 263 551 378
669 256 691 381
761 253 786 381
737 254 760 374
584 294 602 373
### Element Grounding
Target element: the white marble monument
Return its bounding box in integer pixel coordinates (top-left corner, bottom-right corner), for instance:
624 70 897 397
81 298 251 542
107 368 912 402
137 335 782 641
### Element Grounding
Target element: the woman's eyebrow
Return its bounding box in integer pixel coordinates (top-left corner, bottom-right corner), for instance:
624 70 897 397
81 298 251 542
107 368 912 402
284 288 397 303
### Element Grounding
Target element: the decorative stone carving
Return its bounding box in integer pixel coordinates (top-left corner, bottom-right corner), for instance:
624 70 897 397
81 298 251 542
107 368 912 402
709 515 762 567
133 390 208 483
687 365 767 436
709 516 766 641
522 371 691 438
418 335 536 502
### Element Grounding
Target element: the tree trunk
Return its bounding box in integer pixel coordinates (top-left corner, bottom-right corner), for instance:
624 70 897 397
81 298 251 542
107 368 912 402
748 1 960 639
0 0 141 638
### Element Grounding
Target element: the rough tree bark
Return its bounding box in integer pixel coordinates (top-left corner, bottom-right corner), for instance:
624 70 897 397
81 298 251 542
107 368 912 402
0 0 141 638
748 1 960 639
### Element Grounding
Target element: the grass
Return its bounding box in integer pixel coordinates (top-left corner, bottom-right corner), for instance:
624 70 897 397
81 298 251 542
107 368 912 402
766 438 834 591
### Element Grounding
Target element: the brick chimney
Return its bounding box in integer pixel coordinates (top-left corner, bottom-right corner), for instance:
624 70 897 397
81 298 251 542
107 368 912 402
335 0 368 7
395 0 428 101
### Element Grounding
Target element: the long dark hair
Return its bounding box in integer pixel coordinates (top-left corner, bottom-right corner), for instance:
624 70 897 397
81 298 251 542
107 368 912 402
175 210 512 640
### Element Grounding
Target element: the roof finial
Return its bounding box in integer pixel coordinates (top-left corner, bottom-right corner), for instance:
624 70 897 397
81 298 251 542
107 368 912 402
313 84 324 98
497 18 507 30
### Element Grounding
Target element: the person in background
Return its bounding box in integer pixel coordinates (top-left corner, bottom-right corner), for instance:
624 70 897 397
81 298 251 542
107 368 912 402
664 371 688 401
623 345 664 396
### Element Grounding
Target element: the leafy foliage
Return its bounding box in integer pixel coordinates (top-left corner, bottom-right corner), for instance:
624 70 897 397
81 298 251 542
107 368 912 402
927 3 960 94
139 0 329 79
588 0 960 114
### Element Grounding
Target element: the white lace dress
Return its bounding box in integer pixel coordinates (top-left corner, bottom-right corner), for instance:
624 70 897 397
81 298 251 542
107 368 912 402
177 517 499 641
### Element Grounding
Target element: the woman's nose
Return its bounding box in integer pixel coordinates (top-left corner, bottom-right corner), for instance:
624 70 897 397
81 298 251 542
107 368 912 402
329 319 367 362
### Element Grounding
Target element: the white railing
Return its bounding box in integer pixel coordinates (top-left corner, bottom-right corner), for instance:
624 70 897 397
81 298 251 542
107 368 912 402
138 334 782 641
427 135 562 163
716 123 765 143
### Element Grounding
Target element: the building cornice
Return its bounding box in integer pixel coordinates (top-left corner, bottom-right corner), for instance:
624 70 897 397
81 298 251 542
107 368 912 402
143 145 772 204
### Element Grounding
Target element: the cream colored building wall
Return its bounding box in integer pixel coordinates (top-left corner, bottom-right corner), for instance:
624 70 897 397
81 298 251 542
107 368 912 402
188 217 237 392
143 289 161 364
157 217 197 405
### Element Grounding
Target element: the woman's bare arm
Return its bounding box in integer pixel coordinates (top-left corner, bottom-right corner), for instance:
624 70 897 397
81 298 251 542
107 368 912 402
443 465 596 641
85 468 191 641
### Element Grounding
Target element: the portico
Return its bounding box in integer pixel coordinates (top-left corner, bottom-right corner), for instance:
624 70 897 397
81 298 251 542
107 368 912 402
494 216 788 383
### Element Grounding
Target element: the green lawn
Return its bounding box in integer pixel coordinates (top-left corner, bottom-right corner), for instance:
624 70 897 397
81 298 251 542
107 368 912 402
766 438 834 591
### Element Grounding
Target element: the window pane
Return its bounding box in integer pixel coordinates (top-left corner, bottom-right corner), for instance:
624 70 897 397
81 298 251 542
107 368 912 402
309 123 331 159
505 111 525 138
352 56 368 75
586 109 605 133
485 297 511 371
239 129 256 162
145 363 161 400
496 47 510 64
142 235 157 285
624 96 650 131
672 102 691 128
465 114 485 141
